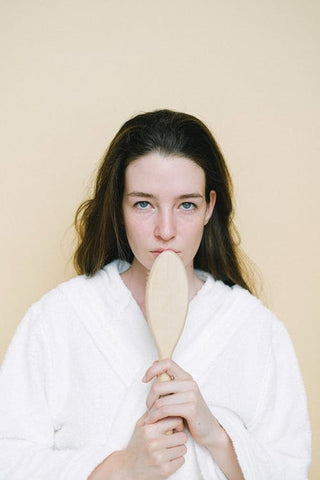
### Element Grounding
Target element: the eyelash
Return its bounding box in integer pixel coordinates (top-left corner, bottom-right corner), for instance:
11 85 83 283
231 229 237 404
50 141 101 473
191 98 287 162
180 202 196 210
135 201 150 209
134 201 197 211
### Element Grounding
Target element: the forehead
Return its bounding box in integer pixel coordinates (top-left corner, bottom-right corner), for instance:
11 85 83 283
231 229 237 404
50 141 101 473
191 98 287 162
124 152 205 192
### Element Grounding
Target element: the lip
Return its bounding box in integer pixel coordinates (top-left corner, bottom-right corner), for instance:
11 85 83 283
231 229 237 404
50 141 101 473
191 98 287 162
150 248 180 254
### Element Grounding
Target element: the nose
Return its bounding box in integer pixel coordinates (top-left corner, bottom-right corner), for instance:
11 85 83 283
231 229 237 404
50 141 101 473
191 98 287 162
154 208 176 241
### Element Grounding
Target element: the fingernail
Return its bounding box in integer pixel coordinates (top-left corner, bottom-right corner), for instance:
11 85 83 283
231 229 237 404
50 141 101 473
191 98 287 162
142 374 147 382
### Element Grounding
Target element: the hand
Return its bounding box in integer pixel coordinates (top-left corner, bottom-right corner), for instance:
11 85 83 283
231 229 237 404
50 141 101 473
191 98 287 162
120 411 188 480
143 359 222 448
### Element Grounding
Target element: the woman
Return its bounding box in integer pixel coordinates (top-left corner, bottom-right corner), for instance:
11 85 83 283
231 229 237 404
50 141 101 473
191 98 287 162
0 110 311 479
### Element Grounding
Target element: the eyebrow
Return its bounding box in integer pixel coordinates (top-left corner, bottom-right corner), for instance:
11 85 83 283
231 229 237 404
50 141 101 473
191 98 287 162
126 192 204 199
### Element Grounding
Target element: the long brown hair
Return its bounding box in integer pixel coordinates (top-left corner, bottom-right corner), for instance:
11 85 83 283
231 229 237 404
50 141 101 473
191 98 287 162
74 109 255 293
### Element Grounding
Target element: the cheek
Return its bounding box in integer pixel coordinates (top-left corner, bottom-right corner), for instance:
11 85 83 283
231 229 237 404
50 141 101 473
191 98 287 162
179 213 206 234
124 215 149 243
178 219 205 256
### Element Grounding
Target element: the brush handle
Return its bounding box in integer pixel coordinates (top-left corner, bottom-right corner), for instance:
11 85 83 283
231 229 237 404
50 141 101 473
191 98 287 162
145 250 189 435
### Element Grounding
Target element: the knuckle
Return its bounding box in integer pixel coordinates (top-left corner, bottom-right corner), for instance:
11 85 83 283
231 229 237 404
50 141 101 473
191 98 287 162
143 425 153 441
155 398 163 409
177 432 187 444
157 405 166 417
182 431 188 442
176 432 185 443
152 450 163 465
160 463 171 477
148 439 158 452
177 417 184 427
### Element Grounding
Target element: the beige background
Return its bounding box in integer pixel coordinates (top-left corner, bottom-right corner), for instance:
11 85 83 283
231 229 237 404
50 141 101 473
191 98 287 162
1 1 319 477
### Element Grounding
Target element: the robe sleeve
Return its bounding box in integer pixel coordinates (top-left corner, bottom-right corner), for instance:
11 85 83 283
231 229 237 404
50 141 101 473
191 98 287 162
194 320 312 480
0 306 112 480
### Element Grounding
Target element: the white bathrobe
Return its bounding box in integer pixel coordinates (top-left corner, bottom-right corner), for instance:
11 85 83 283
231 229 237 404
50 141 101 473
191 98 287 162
0 260 311 479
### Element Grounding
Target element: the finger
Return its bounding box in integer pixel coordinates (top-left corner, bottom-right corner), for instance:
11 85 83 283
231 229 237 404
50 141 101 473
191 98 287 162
161 444 187 463
142 359 192 384
146 403 193 424
146 380 196 410
148 431 188 452
148 391 195 414
173 419 185 432
142 359 190 383
167 456 185 475
157 456 186 478
154 416 185 434
161 431 188 448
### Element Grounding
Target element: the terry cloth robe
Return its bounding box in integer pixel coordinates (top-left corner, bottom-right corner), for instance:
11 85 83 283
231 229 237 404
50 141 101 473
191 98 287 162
0 260 311 480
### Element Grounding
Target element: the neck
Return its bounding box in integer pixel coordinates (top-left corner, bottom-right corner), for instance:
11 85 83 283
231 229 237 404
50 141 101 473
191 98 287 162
121 258 204 316
121 259 149 315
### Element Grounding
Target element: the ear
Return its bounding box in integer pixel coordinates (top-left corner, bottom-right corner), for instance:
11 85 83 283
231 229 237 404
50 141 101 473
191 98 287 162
204 190 216 225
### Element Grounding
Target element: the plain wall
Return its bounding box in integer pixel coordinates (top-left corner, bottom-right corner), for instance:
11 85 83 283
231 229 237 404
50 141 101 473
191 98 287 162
1 1 319 477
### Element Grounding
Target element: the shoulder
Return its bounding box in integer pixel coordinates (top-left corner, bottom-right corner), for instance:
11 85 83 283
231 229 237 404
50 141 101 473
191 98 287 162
198 270 285 338
24 259 131 330
226 283 297 357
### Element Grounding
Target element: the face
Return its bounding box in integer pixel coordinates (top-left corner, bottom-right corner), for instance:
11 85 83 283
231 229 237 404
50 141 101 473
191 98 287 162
122 152 216 276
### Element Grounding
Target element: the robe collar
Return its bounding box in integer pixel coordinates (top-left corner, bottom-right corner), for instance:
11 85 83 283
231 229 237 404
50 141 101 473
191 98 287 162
62 260 260 388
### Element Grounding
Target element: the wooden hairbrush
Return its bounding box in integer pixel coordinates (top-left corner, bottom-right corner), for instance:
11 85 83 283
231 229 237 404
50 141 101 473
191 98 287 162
145 250 189 382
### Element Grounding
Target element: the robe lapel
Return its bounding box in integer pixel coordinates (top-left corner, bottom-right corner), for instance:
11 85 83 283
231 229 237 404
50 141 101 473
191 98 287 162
61 262 158 388
173 279 261 383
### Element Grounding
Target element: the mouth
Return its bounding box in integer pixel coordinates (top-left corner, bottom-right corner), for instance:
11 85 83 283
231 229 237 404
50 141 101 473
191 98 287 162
150 248 180 255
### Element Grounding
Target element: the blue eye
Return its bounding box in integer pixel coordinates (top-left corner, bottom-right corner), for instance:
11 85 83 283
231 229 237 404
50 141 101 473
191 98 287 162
135 201 150 209
181 202 195 210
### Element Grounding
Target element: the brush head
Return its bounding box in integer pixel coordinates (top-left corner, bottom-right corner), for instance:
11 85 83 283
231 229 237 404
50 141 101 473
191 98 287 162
145 250 189 360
